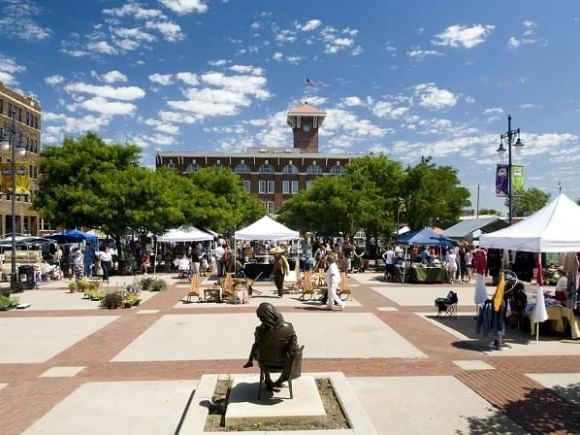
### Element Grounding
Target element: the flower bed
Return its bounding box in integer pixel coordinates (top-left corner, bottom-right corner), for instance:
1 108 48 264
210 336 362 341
0 295 19 311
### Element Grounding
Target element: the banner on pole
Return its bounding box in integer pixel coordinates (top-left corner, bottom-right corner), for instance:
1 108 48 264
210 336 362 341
511 164 525 193
1 162 31 194
495 164 509 197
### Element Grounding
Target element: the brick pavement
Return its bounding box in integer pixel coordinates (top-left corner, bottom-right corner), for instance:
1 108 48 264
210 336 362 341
0 272 579 434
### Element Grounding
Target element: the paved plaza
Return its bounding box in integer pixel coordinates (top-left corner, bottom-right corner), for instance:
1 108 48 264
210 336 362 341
1 272 580 434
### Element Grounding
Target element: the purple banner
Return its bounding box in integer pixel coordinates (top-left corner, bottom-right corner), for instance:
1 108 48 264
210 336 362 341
496 164 509 197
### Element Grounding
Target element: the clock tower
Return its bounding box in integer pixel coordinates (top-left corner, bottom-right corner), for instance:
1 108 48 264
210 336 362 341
287 102 326 153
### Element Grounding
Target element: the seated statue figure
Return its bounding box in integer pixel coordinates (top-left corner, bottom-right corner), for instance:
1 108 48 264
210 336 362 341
243 302 301 391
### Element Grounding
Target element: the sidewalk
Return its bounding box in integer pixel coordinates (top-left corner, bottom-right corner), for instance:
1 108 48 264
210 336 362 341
0 271 579 434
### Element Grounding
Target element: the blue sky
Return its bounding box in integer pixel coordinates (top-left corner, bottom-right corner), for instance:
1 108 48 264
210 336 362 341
1 0 579 213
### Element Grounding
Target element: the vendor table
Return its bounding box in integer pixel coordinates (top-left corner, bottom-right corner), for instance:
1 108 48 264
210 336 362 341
394 265 449 284
528 306 580 339
244 263 273 280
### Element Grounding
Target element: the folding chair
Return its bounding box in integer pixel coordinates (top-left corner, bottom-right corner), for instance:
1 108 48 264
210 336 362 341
186 273 201 302
220 272 235 302
284 263 299 293
339 272 352 301
299 271 315 300
435 291 458 319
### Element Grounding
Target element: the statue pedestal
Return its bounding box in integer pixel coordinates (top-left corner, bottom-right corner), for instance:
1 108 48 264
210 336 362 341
225 375 326 427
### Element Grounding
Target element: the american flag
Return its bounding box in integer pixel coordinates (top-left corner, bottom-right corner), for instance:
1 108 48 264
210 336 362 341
305 78 316 87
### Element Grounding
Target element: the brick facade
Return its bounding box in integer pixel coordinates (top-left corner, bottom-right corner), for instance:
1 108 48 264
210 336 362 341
156 103 354 213
0 82 44 236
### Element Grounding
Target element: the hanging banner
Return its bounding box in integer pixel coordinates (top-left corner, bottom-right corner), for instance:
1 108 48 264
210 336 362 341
1 162 31 194
495 164 509 197
511 164 525 193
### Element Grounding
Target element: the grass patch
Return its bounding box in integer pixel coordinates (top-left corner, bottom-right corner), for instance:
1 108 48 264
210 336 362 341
204 378 350 432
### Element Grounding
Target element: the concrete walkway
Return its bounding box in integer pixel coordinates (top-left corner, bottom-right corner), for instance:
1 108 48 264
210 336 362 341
1 271 579 434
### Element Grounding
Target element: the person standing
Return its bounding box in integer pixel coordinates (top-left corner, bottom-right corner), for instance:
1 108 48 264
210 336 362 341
382 246 395 281
301 234 314 271
325 253 345 311
272 247 289 297
191 243 201 275
446 249 458 284
72 249 84 279
141 251 150 275
215 243 225 277
83 244 95 278
99 246 113 283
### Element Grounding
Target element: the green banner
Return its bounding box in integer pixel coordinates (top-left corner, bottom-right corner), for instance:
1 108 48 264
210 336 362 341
511 164 524 193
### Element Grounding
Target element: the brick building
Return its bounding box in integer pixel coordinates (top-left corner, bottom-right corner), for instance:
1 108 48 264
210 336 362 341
0 82 46 236
156 103 354 214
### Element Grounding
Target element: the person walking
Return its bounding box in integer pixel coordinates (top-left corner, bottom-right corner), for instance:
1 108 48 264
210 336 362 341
325 253 345 311
271 246 289 297
382 246 395 281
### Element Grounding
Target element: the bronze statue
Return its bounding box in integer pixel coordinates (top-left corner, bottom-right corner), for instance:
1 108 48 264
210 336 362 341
243 302 301 392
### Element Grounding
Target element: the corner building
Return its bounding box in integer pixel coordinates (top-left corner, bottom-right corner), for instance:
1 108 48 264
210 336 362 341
0 82 45 235
156 103 354 214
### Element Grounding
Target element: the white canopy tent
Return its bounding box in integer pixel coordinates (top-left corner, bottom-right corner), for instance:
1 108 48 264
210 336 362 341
234 215 299 241
479 193 580 343
154 226 214 275
158 226 214 243
479 193 580 253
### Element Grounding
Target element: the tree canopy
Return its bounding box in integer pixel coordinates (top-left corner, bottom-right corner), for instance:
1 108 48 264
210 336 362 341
509 187 550 217
34 132 264 238
278 155 470 241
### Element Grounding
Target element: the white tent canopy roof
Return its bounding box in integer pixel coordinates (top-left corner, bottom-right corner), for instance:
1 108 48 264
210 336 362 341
235 215 299 241
158 226 214 243
479 193 580 253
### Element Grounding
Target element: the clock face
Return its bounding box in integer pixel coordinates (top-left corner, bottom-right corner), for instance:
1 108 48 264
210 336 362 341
302 124 311 133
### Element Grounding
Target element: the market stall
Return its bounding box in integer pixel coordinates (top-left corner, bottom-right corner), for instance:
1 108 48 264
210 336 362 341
155 226 214 274
234 216 299 279
479 193 580 340
396 227 455 283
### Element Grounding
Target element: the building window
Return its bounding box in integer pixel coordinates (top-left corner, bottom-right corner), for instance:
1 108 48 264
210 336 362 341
282 180 290 194
234 163 251 173
214 163 223 170
243 180 251 192
291 180 299 193
267 202 275 215
259 164 275 174
306 164 322 174
330 164 345 175
185 163 198 173
167 161 175 169
306 180 314 190
267 180 275 193
0 99 3 114
259 180 266 194
282 164 298 174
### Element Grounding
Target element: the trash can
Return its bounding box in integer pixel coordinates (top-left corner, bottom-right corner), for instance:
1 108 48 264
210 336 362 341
18 265 35 290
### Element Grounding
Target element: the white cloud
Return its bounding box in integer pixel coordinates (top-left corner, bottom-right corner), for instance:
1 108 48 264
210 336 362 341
508 37 521 48
0 0 51 41
0 56 26 85
145 20 184 42
45 75 65 86
272 52 284 61
70 96 137 116
508 20 544 48
176 72 199 86
87 40 118 55
520 103 542 109
407 47 442 60
372 101 409 119
324 108 389 138
413 83 457 109
342 96 365 107
100 70 128 83
484 107 504 115
142 118 181 135
158 0 208 15
42 112 112 144
432 24 494 48
209 59 229 67
297 19 322 32
64 82 146 101
230 65 263 76
149 73 174 86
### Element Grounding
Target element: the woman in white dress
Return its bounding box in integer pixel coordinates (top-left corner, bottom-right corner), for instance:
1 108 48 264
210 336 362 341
325 254 345 311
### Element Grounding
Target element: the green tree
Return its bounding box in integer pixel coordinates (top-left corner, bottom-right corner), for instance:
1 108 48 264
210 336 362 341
189 167 265 233
402 157 471 229
34 133 198 241
509 187 550 217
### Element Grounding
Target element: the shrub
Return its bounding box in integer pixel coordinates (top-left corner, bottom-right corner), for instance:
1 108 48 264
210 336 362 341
100 291 124 309
0 295 19 311
84 289 106 301
68 280 78 293
150 279 167 292
122 292 141 308
140 277 154 291
76 277 91 291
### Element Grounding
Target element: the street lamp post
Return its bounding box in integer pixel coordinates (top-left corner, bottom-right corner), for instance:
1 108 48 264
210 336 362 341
496 114 524 225
1 107 26 293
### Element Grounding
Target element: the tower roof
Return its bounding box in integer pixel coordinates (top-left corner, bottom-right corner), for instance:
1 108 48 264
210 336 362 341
287 102 326 116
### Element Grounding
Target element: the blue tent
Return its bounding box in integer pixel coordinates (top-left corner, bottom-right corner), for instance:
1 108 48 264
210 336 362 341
398 227 455 246
46 229 98 245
